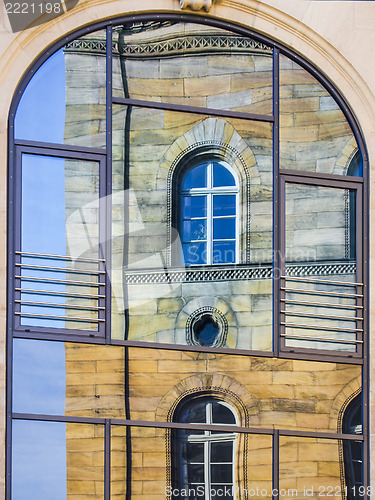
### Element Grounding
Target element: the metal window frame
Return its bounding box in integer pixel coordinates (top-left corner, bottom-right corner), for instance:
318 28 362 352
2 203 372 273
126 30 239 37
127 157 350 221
6 11 370 500
11 143 108 339
279 173 364 360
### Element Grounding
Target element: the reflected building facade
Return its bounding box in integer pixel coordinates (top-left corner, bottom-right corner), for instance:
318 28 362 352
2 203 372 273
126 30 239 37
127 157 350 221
8 14 367 500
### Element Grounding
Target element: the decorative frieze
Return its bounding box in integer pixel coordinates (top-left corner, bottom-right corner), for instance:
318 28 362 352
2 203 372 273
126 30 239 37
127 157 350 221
65 33 272 59
124 262 356 284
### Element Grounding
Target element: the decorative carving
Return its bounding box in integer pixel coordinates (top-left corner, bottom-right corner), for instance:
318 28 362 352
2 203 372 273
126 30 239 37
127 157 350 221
124 262 356 285
180 0 212 12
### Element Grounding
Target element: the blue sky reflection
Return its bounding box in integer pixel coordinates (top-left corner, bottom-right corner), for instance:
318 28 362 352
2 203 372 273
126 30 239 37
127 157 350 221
13 339 66 415
12 420 67 500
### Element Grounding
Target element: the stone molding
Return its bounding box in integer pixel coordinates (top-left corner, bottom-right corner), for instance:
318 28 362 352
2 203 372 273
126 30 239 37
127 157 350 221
66 32 272 59
124 262 356 284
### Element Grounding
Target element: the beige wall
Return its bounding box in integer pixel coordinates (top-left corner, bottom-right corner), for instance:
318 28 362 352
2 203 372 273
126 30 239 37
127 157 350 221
1 0 375 495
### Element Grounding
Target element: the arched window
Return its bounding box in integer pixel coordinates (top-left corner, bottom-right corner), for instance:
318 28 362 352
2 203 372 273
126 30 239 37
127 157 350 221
173 397 237 499
180 160 239 266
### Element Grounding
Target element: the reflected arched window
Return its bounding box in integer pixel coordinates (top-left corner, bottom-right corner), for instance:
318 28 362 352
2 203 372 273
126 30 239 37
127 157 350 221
173 397 237 499
180 160 239 266
343 394 363 499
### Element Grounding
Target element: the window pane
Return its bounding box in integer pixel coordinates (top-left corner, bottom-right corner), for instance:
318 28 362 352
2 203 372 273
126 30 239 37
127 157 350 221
279 436 344 499
15 30 107 148
179 401 207 423
211 464 232 483
112 106 273 343
213 163 236 187
183 242 207 265
213 218 236 240
183 196 207 218
213 195 236 216
126 347 361 433
184 443 204 463
284 183 360 353
12 339 126 419
213 241 236 264
12 421 104 500
19 154 101 331
211 441 234 462
183 164 207 189
279 55 361 176
183 219 207 242
188 464 204 483
212 402 236 424
193 315 220 346
113 22 273 115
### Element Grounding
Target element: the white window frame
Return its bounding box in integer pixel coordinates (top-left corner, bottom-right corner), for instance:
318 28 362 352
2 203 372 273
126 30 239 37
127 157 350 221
180 160 239 266
177 399 238 499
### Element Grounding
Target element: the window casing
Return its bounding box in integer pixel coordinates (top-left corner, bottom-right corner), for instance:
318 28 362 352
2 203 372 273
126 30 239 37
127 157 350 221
173 398 238 499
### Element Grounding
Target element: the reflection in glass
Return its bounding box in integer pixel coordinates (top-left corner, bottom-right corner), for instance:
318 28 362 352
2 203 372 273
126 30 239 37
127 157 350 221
15 50 66 144
279 55 361 176
343 395 363 498
279 436 344 499
12 421 104 500
111 105 273 346
15 30 107 148
13 340 126 418
181 160 238 266
284 183 360 352
13 339 66 415
112 22 273 114
19 154 101 330
174 398 237 498
127 348 361 432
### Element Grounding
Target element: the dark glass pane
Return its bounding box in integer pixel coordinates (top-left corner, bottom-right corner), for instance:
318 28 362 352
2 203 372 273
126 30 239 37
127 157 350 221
213 241 235 264
185 443 204 463
179 401 207 423
213 163 236 187
213 218 235 239
193 315 220 346
211 464 232 483
183 164 207 189
212 402 236 424
213 195 236 216
183 220 207 242
183 196 207 218
188 464 204 483
211 441 233 462
183 242 207 265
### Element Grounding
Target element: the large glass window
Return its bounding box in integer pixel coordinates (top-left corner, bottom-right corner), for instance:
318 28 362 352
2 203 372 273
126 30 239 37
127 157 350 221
7 13 368 500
